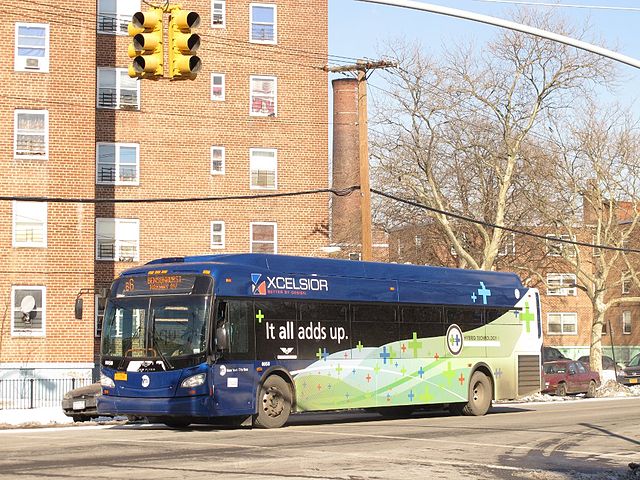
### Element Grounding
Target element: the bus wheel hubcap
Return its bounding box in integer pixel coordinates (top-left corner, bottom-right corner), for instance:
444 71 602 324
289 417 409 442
263 388 284 417
473 383 483 402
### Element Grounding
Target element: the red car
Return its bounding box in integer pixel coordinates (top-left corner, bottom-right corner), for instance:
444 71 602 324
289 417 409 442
542 360 600 397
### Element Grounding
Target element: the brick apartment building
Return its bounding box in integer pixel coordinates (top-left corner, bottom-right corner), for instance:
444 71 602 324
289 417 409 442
389 223 640 363
0 0 329 386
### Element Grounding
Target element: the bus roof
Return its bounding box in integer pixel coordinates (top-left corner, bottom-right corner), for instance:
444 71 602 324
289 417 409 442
118 254 527 308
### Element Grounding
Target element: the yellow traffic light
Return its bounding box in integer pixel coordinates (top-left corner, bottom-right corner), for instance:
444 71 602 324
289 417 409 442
168 9 202 79
127 9 163 78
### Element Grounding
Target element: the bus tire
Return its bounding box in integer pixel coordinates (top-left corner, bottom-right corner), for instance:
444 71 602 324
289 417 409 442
461 371 492 416
254 375 292 429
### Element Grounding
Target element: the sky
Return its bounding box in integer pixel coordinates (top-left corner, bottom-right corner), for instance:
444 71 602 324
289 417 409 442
328 0 640 109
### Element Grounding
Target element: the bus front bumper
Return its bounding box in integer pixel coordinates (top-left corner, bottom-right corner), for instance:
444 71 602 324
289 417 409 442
98 393 213 418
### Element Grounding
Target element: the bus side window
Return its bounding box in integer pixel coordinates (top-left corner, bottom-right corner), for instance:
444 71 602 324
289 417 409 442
351 304 398 351
445 307 483 331
400 305 444 340
225 300 254 359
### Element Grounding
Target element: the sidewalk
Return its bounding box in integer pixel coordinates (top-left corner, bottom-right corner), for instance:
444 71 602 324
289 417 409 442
0 406 74 427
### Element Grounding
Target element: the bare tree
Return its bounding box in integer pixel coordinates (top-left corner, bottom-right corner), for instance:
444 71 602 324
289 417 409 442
538 102 640 373
371 9 615 271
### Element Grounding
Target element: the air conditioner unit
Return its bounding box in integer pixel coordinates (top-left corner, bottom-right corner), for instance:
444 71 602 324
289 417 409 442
24 58 41 70
119 256 135 262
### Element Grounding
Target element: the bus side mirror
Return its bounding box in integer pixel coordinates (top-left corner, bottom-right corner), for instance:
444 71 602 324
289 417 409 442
74 297 83 320
216 324 229 351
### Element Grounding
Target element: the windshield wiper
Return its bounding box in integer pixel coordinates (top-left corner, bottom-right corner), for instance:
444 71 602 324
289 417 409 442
150 313 173 370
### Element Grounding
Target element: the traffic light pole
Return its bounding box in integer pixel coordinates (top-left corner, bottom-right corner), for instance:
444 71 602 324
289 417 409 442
324 60 395 261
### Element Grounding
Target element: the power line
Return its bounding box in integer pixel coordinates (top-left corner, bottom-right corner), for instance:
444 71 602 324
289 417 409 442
370 188 640 254
0 187 358 204
471 0 640 12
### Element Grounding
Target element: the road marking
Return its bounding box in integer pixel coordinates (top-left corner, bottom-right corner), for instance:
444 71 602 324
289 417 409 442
296 428 636 461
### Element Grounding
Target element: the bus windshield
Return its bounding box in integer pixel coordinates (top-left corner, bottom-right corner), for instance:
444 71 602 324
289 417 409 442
101 295 210 363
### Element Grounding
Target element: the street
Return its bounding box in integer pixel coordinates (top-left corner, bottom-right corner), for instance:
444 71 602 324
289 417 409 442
1 397 638 479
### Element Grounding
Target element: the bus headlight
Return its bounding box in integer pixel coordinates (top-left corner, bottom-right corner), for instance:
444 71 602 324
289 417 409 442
181 373 206 388
101 373 115 388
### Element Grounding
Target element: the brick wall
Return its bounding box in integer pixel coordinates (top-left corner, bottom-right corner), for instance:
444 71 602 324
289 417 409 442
0 0 330 373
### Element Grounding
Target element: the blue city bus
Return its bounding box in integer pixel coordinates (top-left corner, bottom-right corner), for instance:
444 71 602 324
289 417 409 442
97 253 542 428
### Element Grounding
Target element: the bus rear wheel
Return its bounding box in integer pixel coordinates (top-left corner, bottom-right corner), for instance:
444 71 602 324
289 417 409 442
456 371 492 416
254 375 292 429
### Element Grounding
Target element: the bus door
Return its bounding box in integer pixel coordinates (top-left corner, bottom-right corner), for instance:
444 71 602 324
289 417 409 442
213 300 257 417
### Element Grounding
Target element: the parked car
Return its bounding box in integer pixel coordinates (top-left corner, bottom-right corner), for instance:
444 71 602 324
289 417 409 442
577 355 619 371
542 346 568 362
61 382 102 422
542 360 600 397
618 353 640 386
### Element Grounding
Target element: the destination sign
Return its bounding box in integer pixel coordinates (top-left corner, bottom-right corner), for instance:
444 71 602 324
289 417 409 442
115 274 197 296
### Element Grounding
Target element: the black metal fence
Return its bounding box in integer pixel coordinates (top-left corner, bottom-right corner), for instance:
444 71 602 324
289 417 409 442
0 377 93 410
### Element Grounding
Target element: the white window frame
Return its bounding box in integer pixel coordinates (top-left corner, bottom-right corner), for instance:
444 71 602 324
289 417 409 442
210 221 226 249
498 232 516 256
97 0 141 34
13 201 47 248
546 273 577 296
250 148 277 189
623 311 632 335
250 3 277 44
96 218 140 262
547 312 578 336
95 293 107 337
212 0 226 28
15 23 49 72
250 75 277 116
96 142 140 185
211 146 225 175
250 222 277 253
622 272 632 294
11 286 46 337
546 234 576 257
211 73 226 101
14 110 48 160
97 67 140 110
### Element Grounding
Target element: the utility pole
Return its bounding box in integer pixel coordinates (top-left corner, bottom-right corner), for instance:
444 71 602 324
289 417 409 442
324 60 395 261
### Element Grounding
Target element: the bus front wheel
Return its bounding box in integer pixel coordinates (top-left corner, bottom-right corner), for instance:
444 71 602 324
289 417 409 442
254 375 292 429
453 371 492 416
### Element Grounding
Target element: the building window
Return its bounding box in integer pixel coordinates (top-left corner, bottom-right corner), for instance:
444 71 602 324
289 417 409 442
211 221 225 249
546 273 577 296
95 293 107 337
98 0 140 34
546 234 576 257
622 272 632 294
250 3 277 44
13 201 47 248
15 23 49 72
96 143 139 185
212 1 226 27
623 311 632 335
547 312 578 335
498 233 516 256
250 76 277 116
96 218 140 261
592 235 601 257
211 146 225 174
250 222 277 253
211 73 225 101
250 148 277 189
14 110 48 159
97 68 140 109
11 286 46 337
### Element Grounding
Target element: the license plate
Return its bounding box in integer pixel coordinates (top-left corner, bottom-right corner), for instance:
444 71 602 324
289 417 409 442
630 378 638 384
114 372 127 381
72 400 86 410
